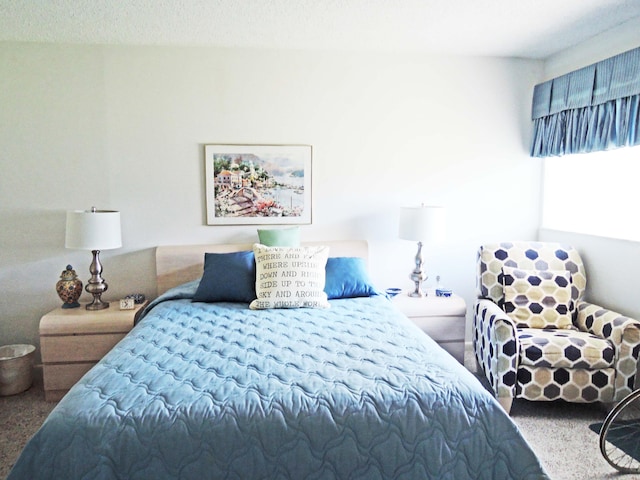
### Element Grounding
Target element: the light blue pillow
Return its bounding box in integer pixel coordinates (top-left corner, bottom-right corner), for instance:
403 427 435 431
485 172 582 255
193 251 256 303
257 226 300 247
324 257 379 300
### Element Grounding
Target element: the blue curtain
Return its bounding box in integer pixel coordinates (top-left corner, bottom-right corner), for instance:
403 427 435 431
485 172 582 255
531 46 640 157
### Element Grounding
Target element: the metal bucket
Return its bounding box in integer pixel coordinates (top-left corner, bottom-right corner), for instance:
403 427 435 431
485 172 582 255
0 344 36 396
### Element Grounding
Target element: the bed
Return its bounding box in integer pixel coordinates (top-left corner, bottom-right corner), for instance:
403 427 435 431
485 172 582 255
9 240 549 479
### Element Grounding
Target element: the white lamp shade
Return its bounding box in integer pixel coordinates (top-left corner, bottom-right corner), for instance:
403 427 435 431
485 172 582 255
399 205 446 243
65 209 122 250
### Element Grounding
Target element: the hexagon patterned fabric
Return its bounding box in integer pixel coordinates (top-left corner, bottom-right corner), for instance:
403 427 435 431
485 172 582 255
474 241 640 407
502 267 573 329
576 302 640 395
476 241 586 306
518 328 615 369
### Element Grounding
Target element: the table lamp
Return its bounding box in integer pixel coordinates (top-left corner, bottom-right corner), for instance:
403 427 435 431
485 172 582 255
399 205 446 297
65 207 122 310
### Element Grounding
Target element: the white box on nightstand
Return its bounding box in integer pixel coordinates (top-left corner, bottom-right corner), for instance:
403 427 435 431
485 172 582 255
392 290 467 364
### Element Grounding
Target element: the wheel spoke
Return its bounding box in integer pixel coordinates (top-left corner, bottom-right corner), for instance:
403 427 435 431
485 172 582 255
600 390 640 473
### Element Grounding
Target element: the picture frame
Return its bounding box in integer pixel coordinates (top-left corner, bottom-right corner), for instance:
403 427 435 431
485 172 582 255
205 144 312 225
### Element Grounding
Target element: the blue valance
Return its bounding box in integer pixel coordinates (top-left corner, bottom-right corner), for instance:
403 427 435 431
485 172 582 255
531 46 640 157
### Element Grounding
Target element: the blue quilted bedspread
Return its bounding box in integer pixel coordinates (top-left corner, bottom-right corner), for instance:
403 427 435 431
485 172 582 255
10 284 548 479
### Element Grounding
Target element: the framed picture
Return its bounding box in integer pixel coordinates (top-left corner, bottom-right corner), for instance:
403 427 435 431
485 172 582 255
205 144 312 225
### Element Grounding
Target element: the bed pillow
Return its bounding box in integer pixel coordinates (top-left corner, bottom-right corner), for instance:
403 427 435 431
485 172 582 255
502 266 572 329
250 243 330 310
193 251 256 303
324 257 378 299
257 226 300 247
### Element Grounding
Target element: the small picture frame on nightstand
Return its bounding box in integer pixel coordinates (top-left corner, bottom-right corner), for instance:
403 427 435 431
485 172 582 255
119 298 135 310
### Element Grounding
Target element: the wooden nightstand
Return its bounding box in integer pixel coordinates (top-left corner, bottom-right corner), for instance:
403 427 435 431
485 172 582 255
392 290 467 364
39 301 147 401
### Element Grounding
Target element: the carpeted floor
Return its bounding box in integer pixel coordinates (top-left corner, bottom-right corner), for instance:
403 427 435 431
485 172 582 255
465 349 632 480
0 350 636 479
507 392 623 479
0 370 55 479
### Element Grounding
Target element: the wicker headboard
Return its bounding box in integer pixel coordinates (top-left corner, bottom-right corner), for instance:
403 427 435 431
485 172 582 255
155 240 369 295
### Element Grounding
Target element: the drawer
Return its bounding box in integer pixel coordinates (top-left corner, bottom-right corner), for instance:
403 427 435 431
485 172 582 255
41 333 127 363
409 315 465 342
43 362 94 391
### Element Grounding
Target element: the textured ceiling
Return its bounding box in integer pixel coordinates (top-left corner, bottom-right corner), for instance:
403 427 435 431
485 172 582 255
1 0 639 59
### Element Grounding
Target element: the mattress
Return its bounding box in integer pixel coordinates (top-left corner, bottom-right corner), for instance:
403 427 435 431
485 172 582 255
9 282 548 479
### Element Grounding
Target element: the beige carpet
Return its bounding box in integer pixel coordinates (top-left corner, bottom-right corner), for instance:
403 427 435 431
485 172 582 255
465 348 632 480
0 352 634 480
0 370 55 479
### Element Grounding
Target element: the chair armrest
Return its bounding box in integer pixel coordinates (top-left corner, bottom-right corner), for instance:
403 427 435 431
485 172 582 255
576 301 640 399
576 301 640 345
473 299 519 399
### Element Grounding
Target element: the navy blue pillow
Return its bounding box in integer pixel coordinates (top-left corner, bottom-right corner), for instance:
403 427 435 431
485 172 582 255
193 251 256 303
324 257 378 300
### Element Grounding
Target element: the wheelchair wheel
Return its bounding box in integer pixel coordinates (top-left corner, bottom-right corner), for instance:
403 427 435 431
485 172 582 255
600 389 640 473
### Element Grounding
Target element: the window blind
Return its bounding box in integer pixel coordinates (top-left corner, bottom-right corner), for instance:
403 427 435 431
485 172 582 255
531 46 640 157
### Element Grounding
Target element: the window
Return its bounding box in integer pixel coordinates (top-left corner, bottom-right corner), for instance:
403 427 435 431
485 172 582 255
542 146 640 242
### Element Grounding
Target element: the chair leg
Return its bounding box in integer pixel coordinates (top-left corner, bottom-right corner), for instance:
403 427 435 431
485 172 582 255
497 396 513 414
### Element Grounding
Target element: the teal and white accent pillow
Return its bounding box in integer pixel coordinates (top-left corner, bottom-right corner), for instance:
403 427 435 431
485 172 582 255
250 243 330 310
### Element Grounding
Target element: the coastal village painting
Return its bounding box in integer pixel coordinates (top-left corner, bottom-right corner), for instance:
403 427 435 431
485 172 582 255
205 144 312 225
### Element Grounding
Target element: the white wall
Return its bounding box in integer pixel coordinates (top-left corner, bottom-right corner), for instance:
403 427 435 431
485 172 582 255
543 17 640 80
538 18 640 321
0 42 542 356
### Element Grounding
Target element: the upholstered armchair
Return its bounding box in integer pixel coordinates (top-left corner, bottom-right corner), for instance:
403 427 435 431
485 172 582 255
474 241 640 414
